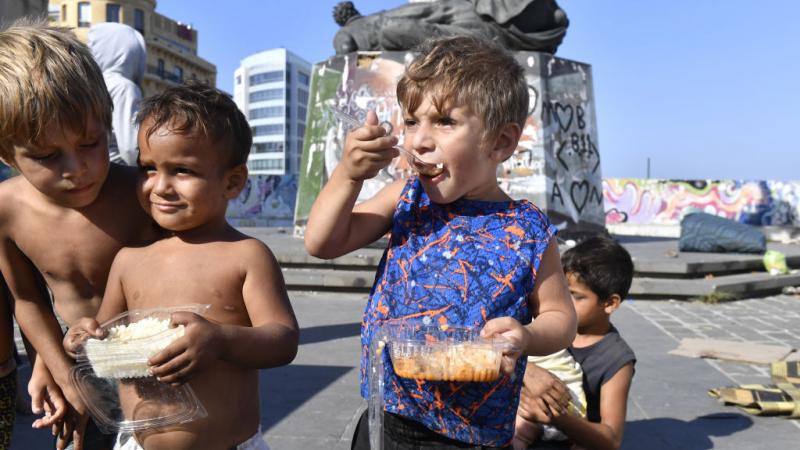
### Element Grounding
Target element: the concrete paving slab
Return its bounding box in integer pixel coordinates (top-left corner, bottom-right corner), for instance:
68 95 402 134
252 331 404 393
10 292 800 449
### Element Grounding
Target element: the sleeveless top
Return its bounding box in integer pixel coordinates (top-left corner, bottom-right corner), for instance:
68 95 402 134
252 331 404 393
360 177 557 445
569 325 636 423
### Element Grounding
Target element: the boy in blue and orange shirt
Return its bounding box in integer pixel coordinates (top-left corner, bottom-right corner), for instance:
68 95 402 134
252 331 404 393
305 36 577 448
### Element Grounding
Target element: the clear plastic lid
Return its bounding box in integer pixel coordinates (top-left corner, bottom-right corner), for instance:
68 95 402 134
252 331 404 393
70 363 207 433
71 305 211 432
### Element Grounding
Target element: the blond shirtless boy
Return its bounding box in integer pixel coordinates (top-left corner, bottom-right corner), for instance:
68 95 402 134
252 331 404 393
65 83 299 450
0 20 157 449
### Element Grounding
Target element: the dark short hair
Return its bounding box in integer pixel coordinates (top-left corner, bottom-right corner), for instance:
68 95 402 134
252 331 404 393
136 81 251 168
562 236 634 302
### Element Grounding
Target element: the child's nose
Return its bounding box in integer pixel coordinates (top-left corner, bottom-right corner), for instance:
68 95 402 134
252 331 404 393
410 124 435 152
62 151 88 179
152 174 174 195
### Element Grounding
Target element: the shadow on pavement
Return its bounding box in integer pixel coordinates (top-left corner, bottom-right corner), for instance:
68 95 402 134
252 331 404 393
299 322 361 345
259 364 353 432
623 413 753 449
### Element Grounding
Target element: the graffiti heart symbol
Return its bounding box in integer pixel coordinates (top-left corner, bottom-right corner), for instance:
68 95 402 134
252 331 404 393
570 180 590 214
554 103 574 132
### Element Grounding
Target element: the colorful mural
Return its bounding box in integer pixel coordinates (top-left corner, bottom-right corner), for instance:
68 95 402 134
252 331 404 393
603 179 800 227
295 51 605 235
227 174 298 227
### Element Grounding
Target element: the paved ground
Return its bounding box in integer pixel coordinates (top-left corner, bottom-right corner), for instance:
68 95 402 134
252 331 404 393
9 292 800 449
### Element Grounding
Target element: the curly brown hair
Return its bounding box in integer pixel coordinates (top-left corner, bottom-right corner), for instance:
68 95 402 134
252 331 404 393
397 36 529 144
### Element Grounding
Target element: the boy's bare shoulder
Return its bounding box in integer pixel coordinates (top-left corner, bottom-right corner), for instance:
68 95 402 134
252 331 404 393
0 176 33 228
228 231 276 258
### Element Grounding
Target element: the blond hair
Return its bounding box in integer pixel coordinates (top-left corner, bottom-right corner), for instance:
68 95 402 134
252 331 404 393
0 19 112 161
397 36 529 143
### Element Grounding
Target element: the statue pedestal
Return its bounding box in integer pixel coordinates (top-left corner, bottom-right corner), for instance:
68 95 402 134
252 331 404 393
295 51 605 236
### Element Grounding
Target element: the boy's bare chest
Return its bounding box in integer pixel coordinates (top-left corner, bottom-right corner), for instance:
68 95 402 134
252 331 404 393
13 211 127 286
123 247 247 316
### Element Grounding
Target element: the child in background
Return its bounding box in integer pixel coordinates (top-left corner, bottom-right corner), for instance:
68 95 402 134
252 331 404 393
0 20 155 449
305 36 576 448
65 83 299 450
513 349 586 449
516 236 636 450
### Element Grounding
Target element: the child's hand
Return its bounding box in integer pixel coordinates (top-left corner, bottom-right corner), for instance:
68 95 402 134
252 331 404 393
480 317 531 375
148 312 223 385
28 359 66 430
53 383 90 450
519 363 569 424
340 110 399 181
63 318 105 359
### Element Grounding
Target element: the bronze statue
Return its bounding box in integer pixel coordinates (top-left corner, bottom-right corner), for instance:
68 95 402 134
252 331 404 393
333 0 569 55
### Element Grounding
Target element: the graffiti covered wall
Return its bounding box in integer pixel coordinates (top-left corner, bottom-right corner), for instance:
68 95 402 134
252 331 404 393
604 179 800 232
295 51 605 235
226 175 298 227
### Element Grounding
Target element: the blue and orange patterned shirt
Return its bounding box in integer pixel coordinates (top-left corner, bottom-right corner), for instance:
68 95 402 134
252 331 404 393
360 176 557 446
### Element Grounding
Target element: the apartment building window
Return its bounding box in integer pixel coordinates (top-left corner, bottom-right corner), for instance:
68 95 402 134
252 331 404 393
174 66 184 83
249 107 283 120
249 89 282 102
247 159 284 171
236 75 242 85
252 142 284 154
297 90 309 105
298 139 304 153
249 71 283 86
298 72 310 86
106 4 120 22
78 2 91 27
252 124 285 136
157 59 165 78
297 106 307 122
297 124 305 138
134 9 145 35
285 107 291 119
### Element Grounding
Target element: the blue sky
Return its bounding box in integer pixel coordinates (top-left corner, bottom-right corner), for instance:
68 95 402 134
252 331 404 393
158 0 800 182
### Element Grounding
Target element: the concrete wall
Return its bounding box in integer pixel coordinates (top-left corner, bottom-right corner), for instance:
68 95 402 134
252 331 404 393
604 179 800 236
294 51 606 235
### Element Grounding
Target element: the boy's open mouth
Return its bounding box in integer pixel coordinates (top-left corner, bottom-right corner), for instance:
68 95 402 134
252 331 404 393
411 160 445 177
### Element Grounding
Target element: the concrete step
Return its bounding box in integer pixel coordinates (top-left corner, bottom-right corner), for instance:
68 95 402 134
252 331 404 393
630 271 800 299
282 267 376 292
625 240 800 276
247 228 800 299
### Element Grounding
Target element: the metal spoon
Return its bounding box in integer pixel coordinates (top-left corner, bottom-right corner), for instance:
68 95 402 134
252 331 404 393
327 105 445 177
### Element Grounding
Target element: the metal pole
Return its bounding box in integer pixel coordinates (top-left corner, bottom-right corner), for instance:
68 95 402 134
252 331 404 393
646 157 651 179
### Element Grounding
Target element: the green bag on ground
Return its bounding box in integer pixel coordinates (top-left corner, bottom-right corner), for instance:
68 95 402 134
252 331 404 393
763 250 789 275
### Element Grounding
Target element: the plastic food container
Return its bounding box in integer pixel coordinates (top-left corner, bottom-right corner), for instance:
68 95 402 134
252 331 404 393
388 325 509 382
367 323 514 450
71 305 210 433
70 364 207 433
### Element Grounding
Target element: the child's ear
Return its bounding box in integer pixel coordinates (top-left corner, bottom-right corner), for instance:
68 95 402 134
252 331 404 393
489 122 522 162
603 294 622 314
222 164 248 199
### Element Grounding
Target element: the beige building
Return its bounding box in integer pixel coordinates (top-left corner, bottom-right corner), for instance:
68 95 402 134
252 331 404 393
50 0 215 96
